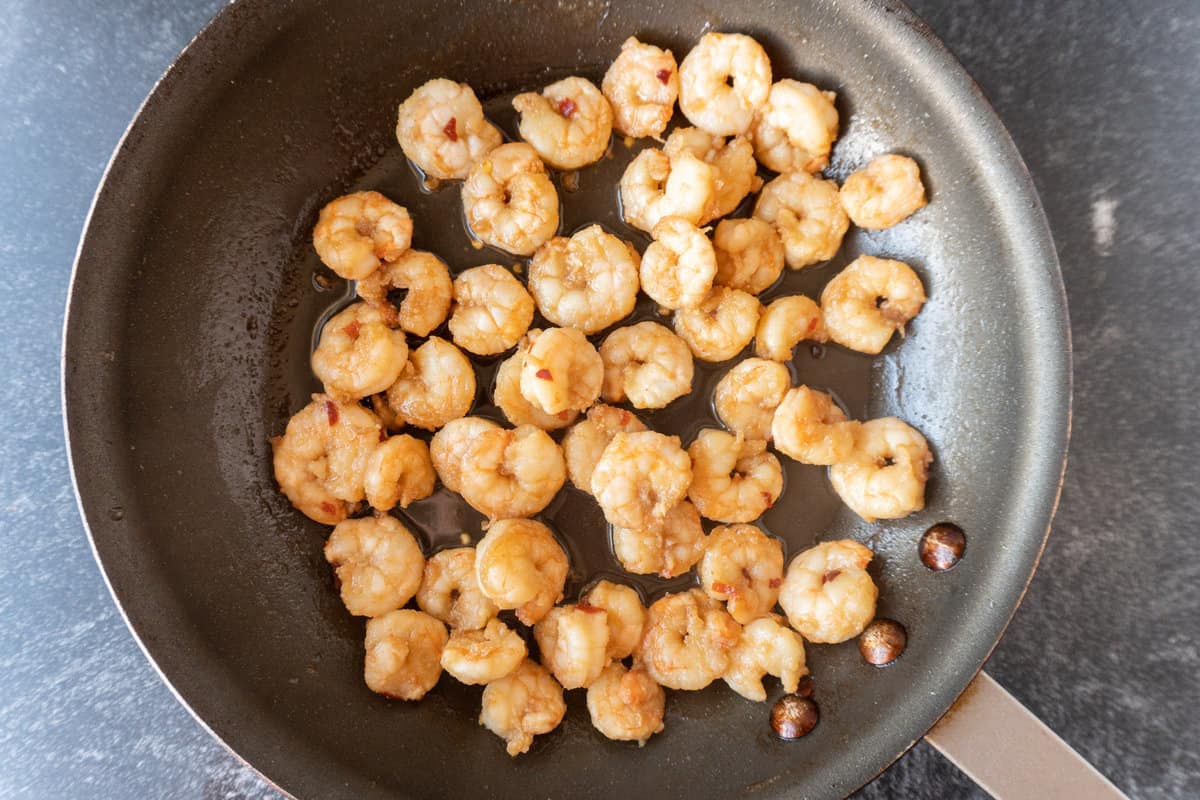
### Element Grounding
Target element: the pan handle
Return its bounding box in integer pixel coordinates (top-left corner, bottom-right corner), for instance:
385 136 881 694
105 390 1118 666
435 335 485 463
922 671 1127 799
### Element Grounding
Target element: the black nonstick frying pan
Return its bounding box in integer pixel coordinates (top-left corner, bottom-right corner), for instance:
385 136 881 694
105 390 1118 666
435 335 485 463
63 1 1070 797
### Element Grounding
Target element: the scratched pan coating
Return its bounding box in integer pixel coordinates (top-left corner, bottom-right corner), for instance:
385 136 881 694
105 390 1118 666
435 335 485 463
62 1 1070 798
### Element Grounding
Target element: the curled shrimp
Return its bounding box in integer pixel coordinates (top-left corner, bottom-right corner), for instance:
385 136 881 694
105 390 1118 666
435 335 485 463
678 33 771 136
312 191 412 281
581 579 646 660
527 225 640 334
272 395 382 524
839 154 927 229
416 546 499 631
479 659 566 757
363 434 436 511
311 302 408 402
663 126 759 221
324 515 425 618
561 404 647 493
474 518 569 626
723 614 807 701
713 357 790 441
441 618 527 685
533 603 610 690
698 523 784 624
591 431 693 532
611 499 707 579
396 78 503 180
493 350 578 431
820 255 926 354
459 425 566 520
754 294 827 361
599 321 695 409
356 250 452 337
586 662 666 745
753 171 848 270
619 147 715 233
601 37 679 139
363 609 447 701
514 76 613 170
687 429 782 524
635 588 742 691
448 264 535 356
429 416 500 494
713 217 785 295
771 386 859 465
384 336 476 430
462 143 559 256
673 286 761 363
751 80 839 174
778 539 878 643
829 417 932 521
640 216 717 311
519 327 604 415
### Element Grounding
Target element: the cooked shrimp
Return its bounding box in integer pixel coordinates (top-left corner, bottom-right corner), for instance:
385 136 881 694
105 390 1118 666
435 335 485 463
441 618 527 685
429 416 500 493
591 431 692 532
448 264 535 355
678 33 771 136
474 518 569 626
586 663 665 744
363 434 436 511
753 171 848 269
416 546 499 631
363 609 447 700
458 426 565 520
687 429 782 524
396 78 503 180
640 216 717 310
712 218 785 295
493 350 578 431
462 143 559 255
599 321 695 409
561 404 647 493
713 357 790 441
479 659 566 757
272 395 382 524
839 154 927 229
829 417 932 521
611 499 706 579
324 515 425 618
697 523 783 624
514 76 613 170
723 615 807 701
820 255 926 354
771 386 859 465
356 250 452 337
618 147 715 233
312 191 412 281
580 579 646 660
533 603 610 690
384 336 476 430
519 327 603 415
635 589 741 691
754 294 827 361
527 225 640 334
311 302 408 402
602 37 679 139
751 80 839 174
663 126 758 221
778 539 878 643
673 286 761 362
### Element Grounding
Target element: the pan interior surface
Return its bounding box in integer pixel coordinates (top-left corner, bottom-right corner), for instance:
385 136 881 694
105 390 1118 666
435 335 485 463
63 1 1068 798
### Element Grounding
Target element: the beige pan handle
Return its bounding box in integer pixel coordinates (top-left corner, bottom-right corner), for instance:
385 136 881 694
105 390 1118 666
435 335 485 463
923 672 1128 800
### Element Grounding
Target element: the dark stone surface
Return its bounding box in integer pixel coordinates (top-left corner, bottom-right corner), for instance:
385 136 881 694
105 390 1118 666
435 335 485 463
0 0 1195 797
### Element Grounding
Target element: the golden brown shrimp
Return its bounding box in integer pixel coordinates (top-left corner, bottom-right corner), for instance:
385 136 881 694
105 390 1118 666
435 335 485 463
686 429 782 524
363 609 447 700
678 33 771 136
429 416 500 494
492 350 578 431
586 663 665 745
396 78 503 180
448 264 535 356
639 216 717 310
599 321 695 409
829 417 932 521
384 336 476 430
672 286 761 363
602 37 679 139
820 255 926 354
513 76 613 170
771 386 859 465
312 191 412 281
363 434 436 511
618 148 715 233
474 518 569 626
311 302 409 403
698 523 784 624
561 404 647 493
416 546 499 631
591 431 692 532
440 618 527 685
462 143 559 255
479 659 566 757
324 515 425 618
713 358 790 441
635 589 742 691
580 579 646 660
753 171 848 270
356 250 453 337
533 603 610 690
751 80 839 174
778 540 878 643
663 126 758 221
712 217 785 295
839 154 927 229
527 225 640 334
754 294 827 362
723 614 807 701
458 425 566 520
518 327 604 415
611 499 707 579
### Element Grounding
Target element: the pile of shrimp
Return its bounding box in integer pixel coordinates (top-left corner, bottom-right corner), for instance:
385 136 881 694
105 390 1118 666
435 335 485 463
271 28 941 757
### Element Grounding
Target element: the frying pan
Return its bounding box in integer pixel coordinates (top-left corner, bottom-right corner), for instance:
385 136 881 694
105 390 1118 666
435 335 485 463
62 0 1070 797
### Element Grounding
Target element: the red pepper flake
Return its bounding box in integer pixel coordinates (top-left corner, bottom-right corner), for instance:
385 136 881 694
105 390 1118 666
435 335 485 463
557 97 577 119
325 400 339 426
822 569 842 584
442 117 458 141
655 68 672 85
557 410 571 420
712 581 736 596
761 491 774 506
576 602 605 614
619 411 631 425
342 320 361 339
378 429 388 442
769 577 783 588
535 368 553 380
806 318 819 334
320 501 337 515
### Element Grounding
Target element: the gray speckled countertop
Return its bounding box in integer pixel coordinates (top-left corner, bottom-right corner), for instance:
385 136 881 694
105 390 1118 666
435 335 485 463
2 1 1198 797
